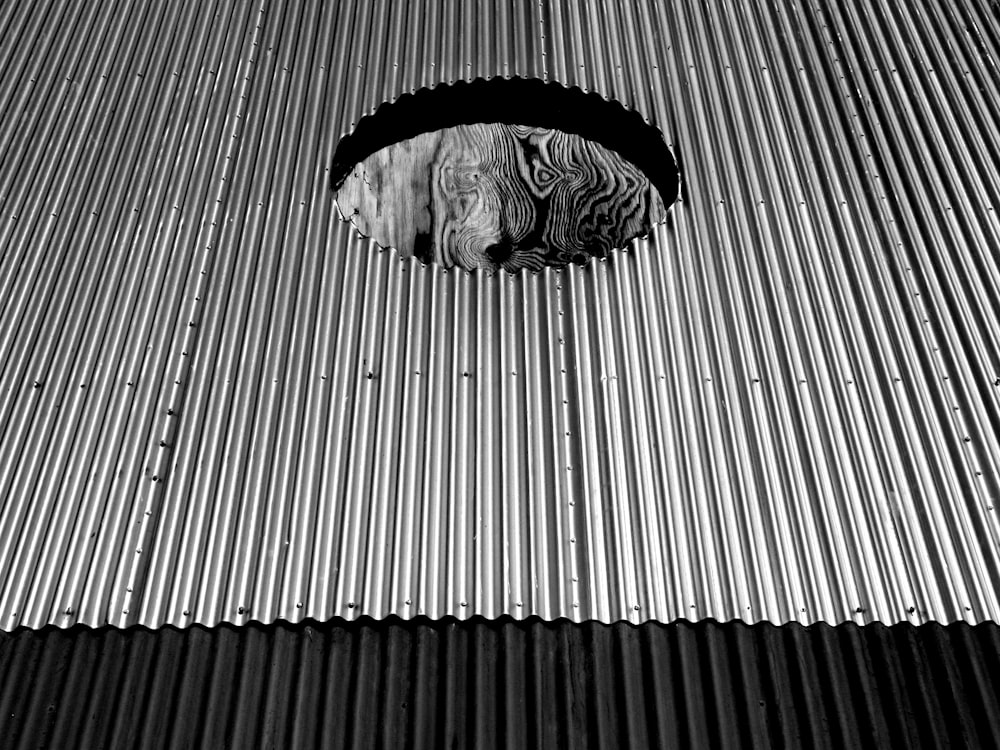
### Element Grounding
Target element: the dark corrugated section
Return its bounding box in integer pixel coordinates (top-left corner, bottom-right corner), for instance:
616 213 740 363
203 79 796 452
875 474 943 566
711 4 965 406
1 618 998 750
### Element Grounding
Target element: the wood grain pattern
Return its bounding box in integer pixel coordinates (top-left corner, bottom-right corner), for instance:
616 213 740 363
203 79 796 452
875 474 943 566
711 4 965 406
335 124 666 272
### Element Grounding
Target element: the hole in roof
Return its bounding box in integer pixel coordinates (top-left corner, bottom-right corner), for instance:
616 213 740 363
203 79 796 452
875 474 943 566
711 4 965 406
331 77 679 273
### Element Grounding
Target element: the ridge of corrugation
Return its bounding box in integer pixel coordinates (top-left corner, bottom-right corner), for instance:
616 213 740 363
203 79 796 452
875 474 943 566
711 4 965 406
2 617 1000 749
1 0 999 629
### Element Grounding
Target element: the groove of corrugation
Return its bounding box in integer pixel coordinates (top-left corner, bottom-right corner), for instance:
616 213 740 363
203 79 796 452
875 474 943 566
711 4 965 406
1 0 1000 629
2 617 1000 749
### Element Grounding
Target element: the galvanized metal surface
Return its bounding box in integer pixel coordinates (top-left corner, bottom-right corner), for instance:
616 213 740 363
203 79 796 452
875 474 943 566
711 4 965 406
1 0 1000 629
2 617 999 750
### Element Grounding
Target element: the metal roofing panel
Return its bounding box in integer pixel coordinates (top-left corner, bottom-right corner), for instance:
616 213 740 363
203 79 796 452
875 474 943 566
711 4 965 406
2 617 1000 749
1 0 1000 629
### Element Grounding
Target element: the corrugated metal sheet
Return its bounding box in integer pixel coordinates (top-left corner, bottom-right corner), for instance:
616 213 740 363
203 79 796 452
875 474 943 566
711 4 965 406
2 617 999 749
2 0 1000 629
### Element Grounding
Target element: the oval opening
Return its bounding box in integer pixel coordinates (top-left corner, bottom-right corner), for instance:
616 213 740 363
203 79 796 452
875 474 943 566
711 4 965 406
332 77 679 273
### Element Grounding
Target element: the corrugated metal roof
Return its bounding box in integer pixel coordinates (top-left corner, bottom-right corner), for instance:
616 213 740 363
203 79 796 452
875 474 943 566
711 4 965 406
2 0 1000 629
2 617 999 749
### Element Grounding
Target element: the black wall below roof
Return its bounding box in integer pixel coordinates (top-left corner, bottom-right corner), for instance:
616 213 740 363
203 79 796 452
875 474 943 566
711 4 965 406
2 617 998 749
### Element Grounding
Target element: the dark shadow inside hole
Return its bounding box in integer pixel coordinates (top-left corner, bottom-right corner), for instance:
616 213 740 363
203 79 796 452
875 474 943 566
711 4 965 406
332 77 680 272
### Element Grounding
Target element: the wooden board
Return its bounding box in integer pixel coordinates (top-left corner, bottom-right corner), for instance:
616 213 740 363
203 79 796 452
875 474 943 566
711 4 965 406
335 124 667 272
